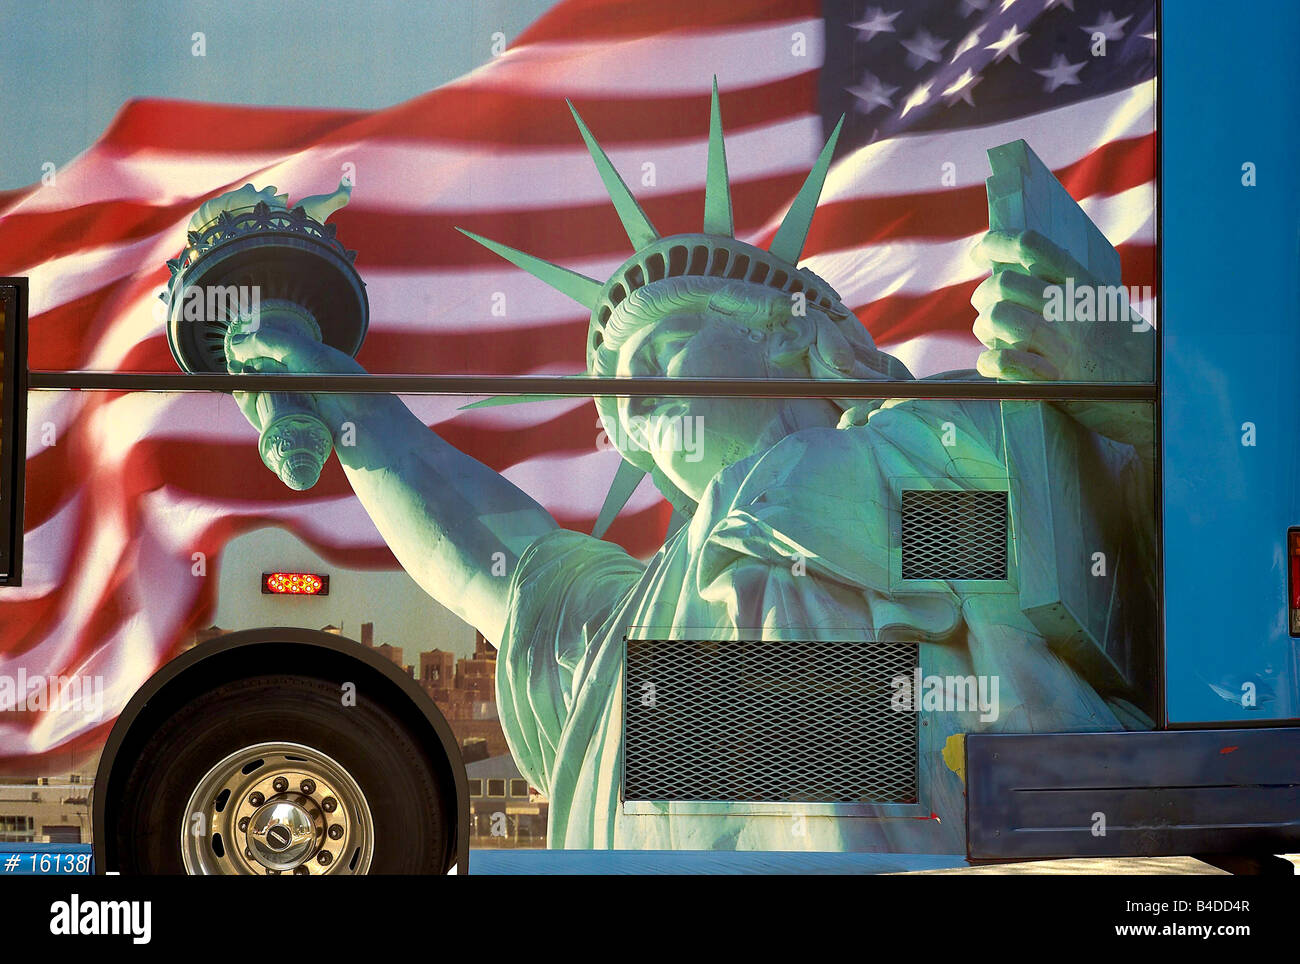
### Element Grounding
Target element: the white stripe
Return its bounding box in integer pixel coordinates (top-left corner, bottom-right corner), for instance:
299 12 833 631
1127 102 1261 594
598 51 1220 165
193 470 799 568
10 114 821 223
67 182 1153 373
9 496 82 599
821 81 1155 202
8 148 286 214
878 332 982 379
804 184 1156 307
501 449 663 516
459 18 823 96
72 389 590 451
25 231 174 317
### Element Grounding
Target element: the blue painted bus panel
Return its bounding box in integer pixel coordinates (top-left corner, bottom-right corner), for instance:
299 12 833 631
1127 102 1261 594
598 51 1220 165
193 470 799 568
1162 0 1300 723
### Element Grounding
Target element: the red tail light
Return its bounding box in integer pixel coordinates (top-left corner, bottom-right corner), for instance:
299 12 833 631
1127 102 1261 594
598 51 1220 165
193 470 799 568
1288 531 1300 635
262 571 328 595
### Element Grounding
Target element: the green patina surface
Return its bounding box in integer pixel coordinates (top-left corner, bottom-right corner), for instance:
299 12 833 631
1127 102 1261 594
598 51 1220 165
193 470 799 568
218 83 1157 852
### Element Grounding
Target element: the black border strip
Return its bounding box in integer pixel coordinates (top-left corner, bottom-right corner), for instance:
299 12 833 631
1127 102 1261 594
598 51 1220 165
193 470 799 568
28 370 1159 400
1154 0 1168 730
0 278 26 587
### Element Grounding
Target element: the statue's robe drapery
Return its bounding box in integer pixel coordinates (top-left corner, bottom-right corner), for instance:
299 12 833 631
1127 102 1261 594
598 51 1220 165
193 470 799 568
497 398 1143 852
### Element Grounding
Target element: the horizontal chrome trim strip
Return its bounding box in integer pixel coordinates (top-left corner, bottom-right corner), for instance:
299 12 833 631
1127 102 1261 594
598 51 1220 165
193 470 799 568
29 372 1159 400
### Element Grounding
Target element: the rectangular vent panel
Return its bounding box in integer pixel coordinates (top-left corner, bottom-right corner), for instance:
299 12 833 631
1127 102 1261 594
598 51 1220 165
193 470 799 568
900 489 1008 580
624 639 918 804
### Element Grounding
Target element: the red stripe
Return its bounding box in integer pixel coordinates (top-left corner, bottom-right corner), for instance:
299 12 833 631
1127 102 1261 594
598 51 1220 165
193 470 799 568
341 169 810 266
0 186 33 217
89 72 816 158
8 135 1149 344
761 134 1155 256
111 404 610 507
33 239 1155 376
28 267 169 372
98 98 363 156
857 242 1157 347
27 284 129 372
2 164 810 279
359 321 588 374
21 444 80 532
516 0 818 44
0 197 202 275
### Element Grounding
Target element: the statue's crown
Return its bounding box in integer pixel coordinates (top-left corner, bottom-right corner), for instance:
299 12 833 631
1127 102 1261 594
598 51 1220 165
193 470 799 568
458 79 847 365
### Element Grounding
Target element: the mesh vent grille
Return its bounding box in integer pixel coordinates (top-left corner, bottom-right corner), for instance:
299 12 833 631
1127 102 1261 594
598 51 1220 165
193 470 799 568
624 639 918 804
900 489 1008 581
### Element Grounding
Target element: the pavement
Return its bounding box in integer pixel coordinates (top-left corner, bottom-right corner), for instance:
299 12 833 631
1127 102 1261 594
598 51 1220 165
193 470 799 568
898 855 1300 874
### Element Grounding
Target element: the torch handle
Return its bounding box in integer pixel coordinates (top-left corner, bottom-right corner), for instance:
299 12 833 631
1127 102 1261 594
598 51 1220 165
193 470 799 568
229 306 336 491
254 390 336 491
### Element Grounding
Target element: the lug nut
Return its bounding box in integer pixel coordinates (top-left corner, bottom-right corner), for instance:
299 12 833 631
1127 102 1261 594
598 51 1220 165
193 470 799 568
238 817 250 833
317 850 332 866
267 869 280 876
272 777 289 793
321 796 337 813
248 792 264 807
328 824 343 840
300 779 316 795
293 866 310 876
245 848 254 859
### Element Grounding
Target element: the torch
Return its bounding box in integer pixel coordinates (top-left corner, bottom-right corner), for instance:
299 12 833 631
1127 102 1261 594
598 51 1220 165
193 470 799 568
162 183 369 490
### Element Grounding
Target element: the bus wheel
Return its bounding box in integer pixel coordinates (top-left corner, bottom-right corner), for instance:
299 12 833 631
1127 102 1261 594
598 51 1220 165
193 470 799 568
111 674 451 874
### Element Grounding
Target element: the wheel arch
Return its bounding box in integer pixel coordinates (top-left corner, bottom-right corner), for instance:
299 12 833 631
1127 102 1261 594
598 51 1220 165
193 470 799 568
92 626 469 874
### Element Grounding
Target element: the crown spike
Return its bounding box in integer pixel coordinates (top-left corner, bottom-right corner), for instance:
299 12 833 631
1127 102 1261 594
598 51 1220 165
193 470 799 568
456 227 602 310
592 458 648 539
702 78 733 237
768 114 845 264
567 101 659 250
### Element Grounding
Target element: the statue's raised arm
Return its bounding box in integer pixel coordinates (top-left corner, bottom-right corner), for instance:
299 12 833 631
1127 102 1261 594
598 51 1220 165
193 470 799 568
224 323 557 644
162 181 559 644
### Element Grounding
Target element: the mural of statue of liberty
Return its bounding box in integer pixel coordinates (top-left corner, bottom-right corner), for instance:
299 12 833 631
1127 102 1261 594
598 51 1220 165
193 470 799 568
225 85 1157 853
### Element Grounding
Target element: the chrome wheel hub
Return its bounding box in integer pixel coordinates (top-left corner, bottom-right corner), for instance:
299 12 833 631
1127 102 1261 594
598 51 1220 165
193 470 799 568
247 795 320 871
181 742 374 875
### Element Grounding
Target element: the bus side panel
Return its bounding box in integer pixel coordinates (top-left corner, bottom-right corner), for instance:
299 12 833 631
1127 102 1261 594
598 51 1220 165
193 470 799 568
1162 0 1300 723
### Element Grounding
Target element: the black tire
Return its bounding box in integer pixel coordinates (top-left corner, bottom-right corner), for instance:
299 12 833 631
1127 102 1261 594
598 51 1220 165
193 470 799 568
112 674 452 874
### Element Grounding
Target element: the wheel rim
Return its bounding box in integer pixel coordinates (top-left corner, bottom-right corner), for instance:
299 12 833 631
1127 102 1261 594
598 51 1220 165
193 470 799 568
181 741 374 875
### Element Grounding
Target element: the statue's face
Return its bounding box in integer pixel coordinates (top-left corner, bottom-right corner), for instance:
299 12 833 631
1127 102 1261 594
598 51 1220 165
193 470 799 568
610 307 840 500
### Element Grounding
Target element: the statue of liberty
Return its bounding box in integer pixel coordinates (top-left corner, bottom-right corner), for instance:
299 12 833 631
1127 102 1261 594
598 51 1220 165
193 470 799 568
224 85 1157 853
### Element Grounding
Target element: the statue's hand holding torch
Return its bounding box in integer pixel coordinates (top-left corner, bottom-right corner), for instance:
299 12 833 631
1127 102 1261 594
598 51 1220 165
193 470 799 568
225 307 347 490
163 180 369 490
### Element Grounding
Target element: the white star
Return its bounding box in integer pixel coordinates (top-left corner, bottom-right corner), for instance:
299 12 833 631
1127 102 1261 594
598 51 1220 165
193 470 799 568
847 73 899 113
1000 0 1021 11
901 28 947 69
1035 52 1085 92
851 6 901 40
986 23 1029 63
943 68 982 107
951 26 983 61
1083 10 1132 41
900 81 933 118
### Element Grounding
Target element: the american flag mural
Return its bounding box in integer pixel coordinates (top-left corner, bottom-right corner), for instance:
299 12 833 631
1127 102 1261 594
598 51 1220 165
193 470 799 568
0 0 1155 767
